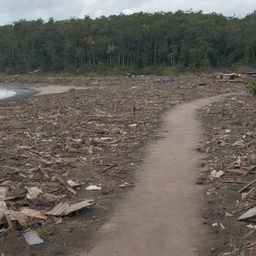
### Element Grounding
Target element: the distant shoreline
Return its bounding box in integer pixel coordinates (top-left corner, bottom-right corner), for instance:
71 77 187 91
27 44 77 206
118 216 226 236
0 85 39 101
0 84 86 101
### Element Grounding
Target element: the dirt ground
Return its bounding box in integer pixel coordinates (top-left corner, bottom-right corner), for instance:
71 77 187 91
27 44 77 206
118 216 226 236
0 74 251 255
198 93 256 256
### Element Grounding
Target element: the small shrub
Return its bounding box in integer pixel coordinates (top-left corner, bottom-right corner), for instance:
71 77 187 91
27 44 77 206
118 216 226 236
247 80 256 96
37 228 47 239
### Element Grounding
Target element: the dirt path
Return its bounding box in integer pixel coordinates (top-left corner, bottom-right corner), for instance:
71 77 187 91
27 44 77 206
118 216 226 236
80 96 224 256
36 85 86 95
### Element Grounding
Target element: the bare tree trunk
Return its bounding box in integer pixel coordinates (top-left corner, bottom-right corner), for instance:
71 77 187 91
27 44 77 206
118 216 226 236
122 50 125 66
154 38 157 65
117 42 120 65
11 45 17 66
91 44 96 65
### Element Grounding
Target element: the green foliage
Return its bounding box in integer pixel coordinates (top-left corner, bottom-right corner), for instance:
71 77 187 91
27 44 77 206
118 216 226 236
0 11 256 74
247 80 256 96
37 228 47 239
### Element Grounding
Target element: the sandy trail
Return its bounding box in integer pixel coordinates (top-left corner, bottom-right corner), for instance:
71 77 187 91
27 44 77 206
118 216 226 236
36 85 85 95
81 96 222 256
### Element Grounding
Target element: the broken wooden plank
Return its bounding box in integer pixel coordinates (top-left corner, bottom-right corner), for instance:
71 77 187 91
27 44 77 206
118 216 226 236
243 240 256 249
8 210 29 227
225 169 248 176
238 179 256 193
0 187 8 201
56 176 77 195
21 208 47 220
45 199 95 216
238 206 256 221
222 180 245 184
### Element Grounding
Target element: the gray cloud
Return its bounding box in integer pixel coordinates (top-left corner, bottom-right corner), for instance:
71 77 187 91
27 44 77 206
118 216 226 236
0 0 255 25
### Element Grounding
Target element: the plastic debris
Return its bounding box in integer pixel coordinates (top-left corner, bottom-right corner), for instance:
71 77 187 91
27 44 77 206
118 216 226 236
23 231 44 245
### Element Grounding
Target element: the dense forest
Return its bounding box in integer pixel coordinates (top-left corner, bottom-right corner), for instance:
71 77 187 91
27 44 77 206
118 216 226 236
0 11 256 75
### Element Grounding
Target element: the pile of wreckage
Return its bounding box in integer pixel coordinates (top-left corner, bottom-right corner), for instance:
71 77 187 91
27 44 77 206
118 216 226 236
0 182 95 244
216 70 256 81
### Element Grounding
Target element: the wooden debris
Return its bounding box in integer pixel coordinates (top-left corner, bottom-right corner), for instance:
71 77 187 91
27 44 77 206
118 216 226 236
21 208 47 220
8 210 29 228
66 180 82 188
222 180 245 184
86 185 102 191
56 176 77 195
225 169 248 176
238 179 256 193
0 187 8 201
243 241 256 249
0 75 250 246
238 206 256 221
26 187 43 200
46 199 95 216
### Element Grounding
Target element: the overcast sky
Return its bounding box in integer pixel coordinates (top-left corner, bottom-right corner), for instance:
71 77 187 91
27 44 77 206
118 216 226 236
0 0 255 25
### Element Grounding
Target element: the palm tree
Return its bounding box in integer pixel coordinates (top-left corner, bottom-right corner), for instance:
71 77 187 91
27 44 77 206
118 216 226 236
85 36 96 65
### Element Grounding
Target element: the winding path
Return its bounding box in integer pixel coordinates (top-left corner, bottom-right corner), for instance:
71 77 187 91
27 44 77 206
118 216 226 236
82 97 220 256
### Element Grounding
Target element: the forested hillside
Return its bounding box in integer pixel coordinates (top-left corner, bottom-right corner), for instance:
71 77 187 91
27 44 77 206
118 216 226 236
0 11 256 74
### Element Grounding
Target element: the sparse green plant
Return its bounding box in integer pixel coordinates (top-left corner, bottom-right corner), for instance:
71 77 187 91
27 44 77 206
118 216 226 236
247 80 256 96
37 228 47 239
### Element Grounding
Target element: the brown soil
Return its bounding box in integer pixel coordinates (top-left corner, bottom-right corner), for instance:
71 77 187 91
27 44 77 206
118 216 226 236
0 75 249 256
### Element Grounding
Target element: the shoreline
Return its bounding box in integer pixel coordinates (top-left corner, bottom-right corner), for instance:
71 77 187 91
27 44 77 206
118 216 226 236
0 85 39 101
0 85 85 101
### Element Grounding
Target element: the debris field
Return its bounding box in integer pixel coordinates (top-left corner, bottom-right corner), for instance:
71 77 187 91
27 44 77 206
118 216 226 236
0 75 249 255
199 93 256 255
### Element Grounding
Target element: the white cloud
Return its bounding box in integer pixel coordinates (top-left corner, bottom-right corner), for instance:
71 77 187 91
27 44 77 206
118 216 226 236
0 0 255 25
119 0 256 17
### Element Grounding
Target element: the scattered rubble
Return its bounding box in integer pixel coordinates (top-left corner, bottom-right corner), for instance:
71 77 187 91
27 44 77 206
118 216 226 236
199 92 256 255
0 74 247 255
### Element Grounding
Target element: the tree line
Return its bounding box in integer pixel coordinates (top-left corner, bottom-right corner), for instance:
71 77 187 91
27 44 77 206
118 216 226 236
0 11 256 74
